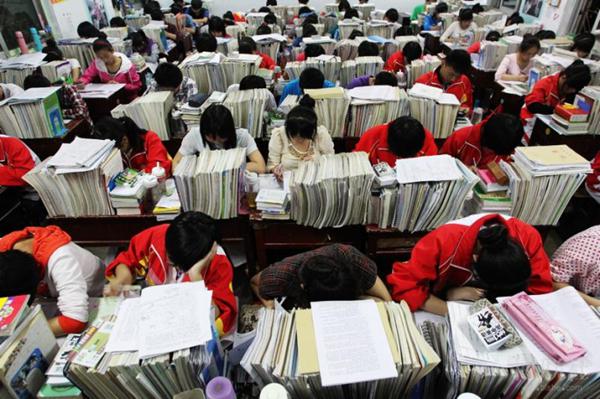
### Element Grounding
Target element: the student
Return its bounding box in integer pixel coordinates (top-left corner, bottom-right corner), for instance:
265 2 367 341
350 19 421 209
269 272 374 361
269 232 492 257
128 31 160 64
505 12 524 26
186 0 209 25
385 41 422 73
109 16 127 28
415 49 473 112
467 30 501 54
235 75 277 111
42 39 82 82
238 37 276 70
495 35 540 82
174 104 266 172
93 116 172 176
422 2 448 31
521 60 591 122
293 23 317 47
440 8 478 45
551 225 600 307
295 43 325 62
195 32 218 52
0 226 104 335
384 8 399 23
354 116 437 166
0 83 24 101
534 30 556 40
471 3 484 13
146 62 198 104
268 96 334 177
256 24 272 35
251 244 392 308
208 16 228 37
587 151 600 203
79 39 142 102
332 8 359 40
347 70 397 89
411 0 434 21
279 67 335 104
0 135 39 186
263 13 279 32
357 40 379 57
145 0 162 14
169 5 197 33
441 113 524 168
104 212 237 335
571 32 595 59
266 0 277 5
387 213 553 314
395 16 416 37
77 21 107 39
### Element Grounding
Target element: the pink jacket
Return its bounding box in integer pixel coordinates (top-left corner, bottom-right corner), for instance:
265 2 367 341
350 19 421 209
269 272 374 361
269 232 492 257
80 52 141 102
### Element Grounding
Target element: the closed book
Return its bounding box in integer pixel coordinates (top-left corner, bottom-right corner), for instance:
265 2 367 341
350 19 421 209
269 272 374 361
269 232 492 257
554 104 589 123
551 114 589 133
0 295 29 341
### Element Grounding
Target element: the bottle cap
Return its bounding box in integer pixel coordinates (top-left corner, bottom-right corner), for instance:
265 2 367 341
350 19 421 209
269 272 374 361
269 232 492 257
260 383 290 399
206 377 235 399
151 162 165 178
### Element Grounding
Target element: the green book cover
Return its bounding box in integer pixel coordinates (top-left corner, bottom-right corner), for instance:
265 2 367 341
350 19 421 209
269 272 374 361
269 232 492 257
43 91 67 138
37 384 82 398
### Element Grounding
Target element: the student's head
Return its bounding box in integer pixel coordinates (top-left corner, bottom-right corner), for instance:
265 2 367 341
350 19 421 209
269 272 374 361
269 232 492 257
348 29 364 40
506 12 523 26
517 34 540 62
258 6 271 13
344 8 359 20
302 23 318 38
297 255 360 306
239 75 267 90
299 67 325 91
298 6 312 16
256 24 272 35
200 104 237 150
208 16 226 37
23 74 51 90
153 62 184 91
165 212 220 272
285 96 318 141
440 49 471 83
358 40 379 57
471 3 484 14
264 12 277 25
195 32 218 52
473 222 531 300
299 0 309 4
144 0 161 14
150 9 165 21
485 30 501 42
403 41 422 64
534 30 556 40
110 16 127 27
42 39 64 62
0 250 41 299
92 39 116 64
128 31 150 55
303 13 318 25
433 2 448 18
170 4 184 15
304 43 325 58
338 0 350 13
481 113 524 156
458 8 474 30
191 0 203 11
238 37 258 54
387 116 426 158
384 8 399 23
558 60 591 97
93 116 144 153
223 11 235 24
374 71 397 86
571 32 595 59
77 21 106 39
267 0 277 6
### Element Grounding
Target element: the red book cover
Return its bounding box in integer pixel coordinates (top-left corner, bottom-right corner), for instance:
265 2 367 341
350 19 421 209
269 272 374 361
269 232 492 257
555 104 589 123
0 295 29 336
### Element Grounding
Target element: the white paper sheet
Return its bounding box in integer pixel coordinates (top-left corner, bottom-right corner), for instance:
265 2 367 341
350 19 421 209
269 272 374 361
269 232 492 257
408 83 445 100
311 300 397 387
105 298 141 353
79 83 125 98
348 85 398 101
395 155 463 184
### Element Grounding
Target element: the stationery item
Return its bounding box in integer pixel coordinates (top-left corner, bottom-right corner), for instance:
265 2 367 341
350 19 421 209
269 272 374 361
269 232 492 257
467 307 512 351
30 28 43 51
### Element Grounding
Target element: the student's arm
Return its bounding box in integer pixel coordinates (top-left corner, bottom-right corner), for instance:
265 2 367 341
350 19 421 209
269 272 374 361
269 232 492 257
172 151 184 170
521 222 554 295
364 276 392 302
71 67 81 82
267 128 284 172
440 22 454 42
123 67 142 95
104 263 134 296
525 79 554 114
317 127 335 156
250 272 274 308
166 31 178 41
247 149 267 173
78 63 98 84
104 230 153 295
62 86 90 122
0 138 36 186
201 250 237 336
420 294 449 315
552 281 600 307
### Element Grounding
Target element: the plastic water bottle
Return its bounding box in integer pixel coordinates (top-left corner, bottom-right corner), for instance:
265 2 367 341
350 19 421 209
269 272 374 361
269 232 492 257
30 28 43 51
206 377 236 399
396 70 407 89
260 383 290 399
15 32 29 54
151 162 166 195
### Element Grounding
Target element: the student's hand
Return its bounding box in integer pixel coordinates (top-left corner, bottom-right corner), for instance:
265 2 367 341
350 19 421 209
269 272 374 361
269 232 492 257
273 164 285 182
446 287 486 302
103 281 123 297
517 75 528 82
107 80 118 84
261 299 275 308
187 242 217 282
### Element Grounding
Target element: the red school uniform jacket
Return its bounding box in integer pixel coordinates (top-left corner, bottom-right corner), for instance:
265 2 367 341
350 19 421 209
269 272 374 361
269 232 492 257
415 69 474 112
520 74 562 121
384 51 405 73
354 122 438 166
386 213 553 311
258 52 276 70
126 131 172 177
440 121 512 168
105 225 237 335
0 135 38 186
467 41 481 54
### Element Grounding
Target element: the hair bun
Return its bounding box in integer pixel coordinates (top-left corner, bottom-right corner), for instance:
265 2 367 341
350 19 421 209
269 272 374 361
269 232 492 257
299 94 316 109
478 223 508 251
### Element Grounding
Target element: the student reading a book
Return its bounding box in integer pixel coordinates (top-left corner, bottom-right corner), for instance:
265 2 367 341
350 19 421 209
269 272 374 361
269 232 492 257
422 2 447 31
467 30 501 55
0 226 104 335
42 39 82 82
347 71 398 90
0 135 40 186
238 37 276 70
173 104 266 173
586 151 600 204
128 31 160 64
280 68 335 104
23 74 92 126
354 116 437 166
415 49 473 113
440 113 524 168
295 43 325 62
387 213 553 315
146 62 198 104
494 35 540 82
186 0 210 25
440 8 478 45
104 212 237 335
77 21 107 39
570 32 595 59
551 225 600 307
0 83 24 101
251 244 392 308
195 32 218 52
384 42 423 73
268 95 334 178
79 39 142 103
93 116 172 176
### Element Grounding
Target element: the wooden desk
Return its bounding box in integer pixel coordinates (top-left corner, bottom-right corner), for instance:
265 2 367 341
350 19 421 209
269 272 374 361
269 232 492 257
530 116 599 160
23 119 92 160
365 225 425 258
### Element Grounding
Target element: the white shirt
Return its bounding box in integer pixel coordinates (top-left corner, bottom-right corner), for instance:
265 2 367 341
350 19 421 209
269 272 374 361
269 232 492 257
440 21 478 45
46 242 105 323
179 126 258 157
494 53 534 81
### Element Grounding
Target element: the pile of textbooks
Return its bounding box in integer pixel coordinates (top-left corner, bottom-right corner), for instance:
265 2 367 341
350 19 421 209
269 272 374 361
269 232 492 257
109 168 145 216
111 91 174 140
408 83 460 139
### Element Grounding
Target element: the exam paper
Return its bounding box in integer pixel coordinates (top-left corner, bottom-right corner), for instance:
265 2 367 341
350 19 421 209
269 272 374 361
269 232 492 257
395 155 463 184
80 83 125 98
105 298 141 353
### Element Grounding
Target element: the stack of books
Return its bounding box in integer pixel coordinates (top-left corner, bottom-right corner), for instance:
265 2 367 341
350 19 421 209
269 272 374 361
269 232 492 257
125 15 151 31
290 152 374 228
338 19 366 40
408 83 460 139
405 55 441 89
222 54 263 89
0 53 46 87
355 3 375 20
0 87 66 138
100 27 128 39
303 87 351 138
223 88 272 139
40 60 73 83
111 91 174 140
577 86 600 134
284 61 304 80
477 41 508 70
109 169 145 216
466 166 512 214
382 35 421 60
173 148 246 219
341 56 384 87
439 12 456 33
246 12 269 27
539 37 574 54
550 103 590 134
256 189 290 220
180 52 227 94
366 20 396 38
58 38 126 70
0 295 30 345
153 180 181 221
303 36 337 55
24 138 122 217
141 23 168 52
500 145 591 225
334 39 359 61
500 35 523 55
305 54 343 82
473 9 504 26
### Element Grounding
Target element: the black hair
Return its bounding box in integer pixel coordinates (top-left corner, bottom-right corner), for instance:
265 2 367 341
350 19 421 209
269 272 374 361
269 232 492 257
358 40 379 57
348 29 364 40
534 30 556 40
266 0 277 5
200 104 237 150
384 8 399 23
481 113 524 155
144 0 161 14
299 0 309 5
150 9 165 21
485 30 501 42
285 97 318 140
77 21 107 39
338 0 350 13
458 8 474 22
92 38 113 53
473 223 531 300
519 34 541 53
302 23 318 38
571 32 595 55
153 63 183 89
403 41 422 64
303 13 318 25
42 39 64 62
191 0 203 9
110 16 127 27
195 33 217 52
239 75 267 90
506 12 524 26
0 250 41 299
223 11 235 24
299 67 325 91
445 49 471 75
387 116 426 158
23 74 51 90
256 25 272 35
304 43 325 58
344 8 359 20
170 4 183 14
560 60 592 92
93 116 144 152
208 16 226 35
238 37 257 54
434 2 448 16
471 3 484 14
297 255 360 306
165 212 220 271
264 12 277 25
374 71 397 86
298 6 312 16
258 6 271 13
128 31 150 54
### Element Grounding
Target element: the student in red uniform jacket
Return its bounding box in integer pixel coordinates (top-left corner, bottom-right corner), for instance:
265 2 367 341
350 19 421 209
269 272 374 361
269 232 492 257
415 49 474 113
387 213 553 315
295 43 325 62
440 113 524 168
0 135 40 186
384 41 422 73
354 116 437 166
104 212 236 335
586 151 600 204
466 30 501 54
93 116 172 177
238 37 276 70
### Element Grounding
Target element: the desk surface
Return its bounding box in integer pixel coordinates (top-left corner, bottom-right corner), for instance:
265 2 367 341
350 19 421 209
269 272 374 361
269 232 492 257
530 115 599 160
